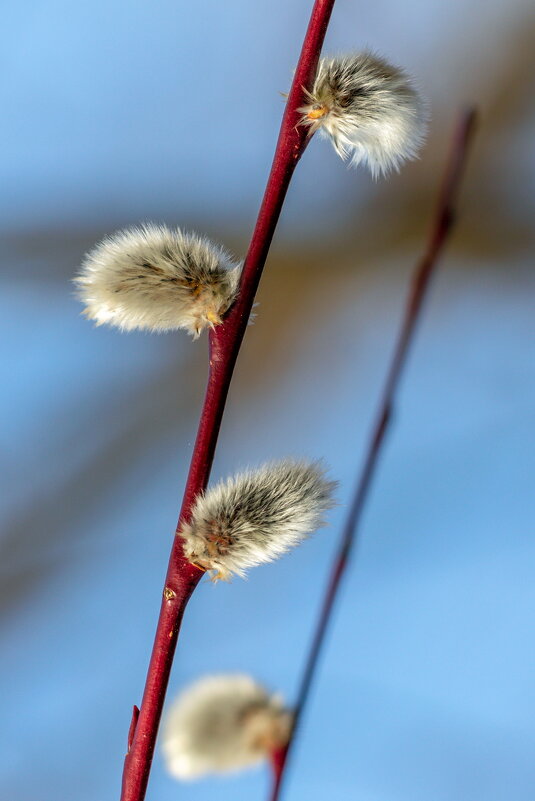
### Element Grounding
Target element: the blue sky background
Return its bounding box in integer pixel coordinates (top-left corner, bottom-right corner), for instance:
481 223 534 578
1 1 534 800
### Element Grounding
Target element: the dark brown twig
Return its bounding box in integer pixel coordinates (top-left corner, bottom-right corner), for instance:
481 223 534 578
268 107 478 801
119 3 336 800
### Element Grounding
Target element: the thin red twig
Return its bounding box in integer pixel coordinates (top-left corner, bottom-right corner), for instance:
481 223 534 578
119 3 336 800
268 108 478 801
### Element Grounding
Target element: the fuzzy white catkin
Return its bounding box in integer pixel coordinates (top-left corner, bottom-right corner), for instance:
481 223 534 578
179 459 336 580
162 674 292 779
75 224 242 337
300 52 427 177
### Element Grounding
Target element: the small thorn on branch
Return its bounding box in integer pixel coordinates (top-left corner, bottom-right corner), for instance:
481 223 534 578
128 706 140 753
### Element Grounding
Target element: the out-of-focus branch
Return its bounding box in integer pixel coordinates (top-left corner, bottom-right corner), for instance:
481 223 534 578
268 107 478 801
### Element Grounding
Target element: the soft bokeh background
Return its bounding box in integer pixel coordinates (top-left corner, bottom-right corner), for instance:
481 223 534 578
1 0 534 799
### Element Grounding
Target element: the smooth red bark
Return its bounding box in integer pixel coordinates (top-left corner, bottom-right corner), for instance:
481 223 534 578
268 108 478 801
119 3 336 800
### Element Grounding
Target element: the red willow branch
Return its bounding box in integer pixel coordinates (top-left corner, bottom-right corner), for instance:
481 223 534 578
268 107 477 801
119 2 336 800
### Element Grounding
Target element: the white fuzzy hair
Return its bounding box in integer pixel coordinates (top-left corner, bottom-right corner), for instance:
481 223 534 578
162 674 292 779
75 224 242 337
300 52 428 177
179 459 336 580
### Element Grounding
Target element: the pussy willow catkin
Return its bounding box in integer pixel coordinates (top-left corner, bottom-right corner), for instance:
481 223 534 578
76 223 241 337
179 459 336 580
162 674 292 779
300 52 427 176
